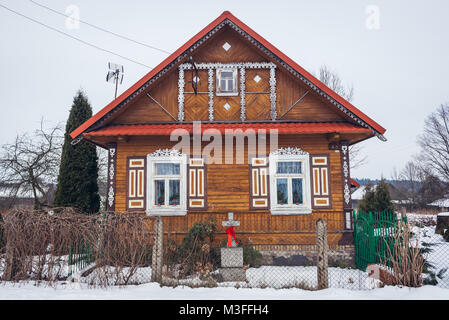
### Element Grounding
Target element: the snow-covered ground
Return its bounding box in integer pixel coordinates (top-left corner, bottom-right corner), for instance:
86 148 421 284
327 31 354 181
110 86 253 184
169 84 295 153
407 213 449 287
0 281 448 300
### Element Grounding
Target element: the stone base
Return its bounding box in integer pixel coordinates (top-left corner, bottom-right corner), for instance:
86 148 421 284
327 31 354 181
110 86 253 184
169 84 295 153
220 247 243 268
219 268 247 282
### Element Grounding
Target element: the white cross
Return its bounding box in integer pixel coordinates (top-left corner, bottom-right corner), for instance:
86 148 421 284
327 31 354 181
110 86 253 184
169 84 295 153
222 212 240 247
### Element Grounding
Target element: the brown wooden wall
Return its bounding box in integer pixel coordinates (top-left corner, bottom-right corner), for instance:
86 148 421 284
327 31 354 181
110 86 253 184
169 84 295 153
109 26 346 125
113 134 348 246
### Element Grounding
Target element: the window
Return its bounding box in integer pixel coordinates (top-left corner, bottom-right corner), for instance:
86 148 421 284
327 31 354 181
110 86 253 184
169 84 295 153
146 150 187 216
269 149 312 215
216 69 238 96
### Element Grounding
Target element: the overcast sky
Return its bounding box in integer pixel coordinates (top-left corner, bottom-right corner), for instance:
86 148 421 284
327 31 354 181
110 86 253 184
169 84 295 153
1 0 448 179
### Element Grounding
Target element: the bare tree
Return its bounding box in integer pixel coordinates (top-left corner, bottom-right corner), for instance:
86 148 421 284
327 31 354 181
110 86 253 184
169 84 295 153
0 120 63 209
418 103 449 182
399 160 421 209
318 65 366 169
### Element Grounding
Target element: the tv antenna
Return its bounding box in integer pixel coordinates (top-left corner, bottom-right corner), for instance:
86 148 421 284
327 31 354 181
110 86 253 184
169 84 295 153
106 62 124 99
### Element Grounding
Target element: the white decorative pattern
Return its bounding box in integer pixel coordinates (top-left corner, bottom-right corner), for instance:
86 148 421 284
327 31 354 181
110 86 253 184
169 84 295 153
179 62 276 122
270 147 309 156
208 68 214 121
270 67 277 120
253 75 261 83
149 148 184 158
222 42 231 51
107 146 116 209
223 102 231 111
177 68 185 121
240 67 246 121
340 144 351 206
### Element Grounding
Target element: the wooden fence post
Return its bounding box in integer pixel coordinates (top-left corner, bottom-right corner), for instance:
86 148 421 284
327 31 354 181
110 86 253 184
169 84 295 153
316 218 329 290
151 216 164 283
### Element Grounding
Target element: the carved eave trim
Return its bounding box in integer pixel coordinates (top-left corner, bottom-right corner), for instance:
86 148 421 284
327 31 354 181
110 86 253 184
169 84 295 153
270 147 309 156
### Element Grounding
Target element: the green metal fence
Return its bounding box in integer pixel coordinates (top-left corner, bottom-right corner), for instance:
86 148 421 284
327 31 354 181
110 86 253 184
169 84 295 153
353 210 407 271
67 212 101 277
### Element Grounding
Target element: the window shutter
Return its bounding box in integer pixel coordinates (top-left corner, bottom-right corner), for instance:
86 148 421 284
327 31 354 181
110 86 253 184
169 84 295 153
249 157 269 210
126 157 146 211
187 157 207 210
310 154 331 209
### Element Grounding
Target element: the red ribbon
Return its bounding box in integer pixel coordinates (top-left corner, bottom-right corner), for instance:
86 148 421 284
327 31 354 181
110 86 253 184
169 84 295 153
225 226 237 247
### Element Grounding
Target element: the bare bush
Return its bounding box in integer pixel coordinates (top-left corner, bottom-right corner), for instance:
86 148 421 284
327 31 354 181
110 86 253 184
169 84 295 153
88 213 153 287
380 222 425 287
1 208 98 283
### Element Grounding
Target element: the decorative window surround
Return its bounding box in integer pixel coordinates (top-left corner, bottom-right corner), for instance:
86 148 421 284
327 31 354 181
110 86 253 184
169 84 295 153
268 147 312 215
146 149 187 216
178 62 277 122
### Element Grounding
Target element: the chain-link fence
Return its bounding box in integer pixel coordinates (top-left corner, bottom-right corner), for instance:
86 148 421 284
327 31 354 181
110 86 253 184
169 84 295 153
0 210 447 290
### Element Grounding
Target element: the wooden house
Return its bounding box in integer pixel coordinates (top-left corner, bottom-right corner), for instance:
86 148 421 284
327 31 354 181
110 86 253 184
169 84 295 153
70 11 386 260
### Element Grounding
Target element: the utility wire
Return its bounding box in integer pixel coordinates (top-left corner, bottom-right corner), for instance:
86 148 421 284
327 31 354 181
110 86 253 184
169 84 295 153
29 0 172 55
0 3 153 69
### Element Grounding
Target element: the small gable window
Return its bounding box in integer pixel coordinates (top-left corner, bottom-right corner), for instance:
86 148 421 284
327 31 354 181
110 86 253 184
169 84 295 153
216 69 238 96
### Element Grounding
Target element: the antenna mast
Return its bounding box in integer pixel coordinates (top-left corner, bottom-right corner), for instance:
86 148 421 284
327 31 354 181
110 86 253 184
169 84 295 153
106 62 124 99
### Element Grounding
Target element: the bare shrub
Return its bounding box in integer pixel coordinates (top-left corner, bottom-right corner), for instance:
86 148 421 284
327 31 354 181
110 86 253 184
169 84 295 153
380 221 425 287
1 208 98 284
91 213 153 287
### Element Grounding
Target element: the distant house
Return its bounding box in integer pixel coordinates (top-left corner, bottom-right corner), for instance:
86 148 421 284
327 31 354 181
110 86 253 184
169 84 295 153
0 183 56 212
351 182 409 211
428 198 449 212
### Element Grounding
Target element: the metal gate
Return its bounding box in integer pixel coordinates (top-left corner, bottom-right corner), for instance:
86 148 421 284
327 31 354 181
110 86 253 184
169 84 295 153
353 210 407 271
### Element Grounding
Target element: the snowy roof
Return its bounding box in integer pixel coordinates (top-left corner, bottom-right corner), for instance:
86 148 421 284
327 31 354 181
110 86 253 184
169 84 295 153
351 185 369 200
438 212 449 217
428 198 449 208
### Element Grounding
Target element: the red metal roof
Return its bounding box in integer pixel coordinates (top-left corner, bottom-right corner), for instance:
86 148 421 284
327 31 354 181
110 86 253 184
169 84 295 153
350 178 360 188
83 122 372 137
70 11 386 139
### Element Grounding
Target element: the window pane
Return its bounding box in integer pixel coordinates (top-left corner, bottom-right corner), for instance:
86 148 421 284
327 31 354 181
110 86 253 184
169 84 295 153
220 79 227 91
155 163 180 175
292 178 303 205
276 178 288 205
155 180 165 206
276 161 302 174
169 180 180 206
227 79 233 91
221 71 233 78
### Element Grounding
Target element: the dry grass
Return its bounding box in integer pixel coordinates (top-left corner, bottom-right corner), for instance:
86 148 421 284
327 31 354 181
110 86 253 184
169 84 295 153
380 221 425 287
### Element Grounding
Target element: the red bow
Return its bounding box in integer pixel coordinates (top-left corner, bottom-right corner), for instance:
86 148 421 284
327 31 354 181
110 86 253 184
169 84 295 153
225 226 237 247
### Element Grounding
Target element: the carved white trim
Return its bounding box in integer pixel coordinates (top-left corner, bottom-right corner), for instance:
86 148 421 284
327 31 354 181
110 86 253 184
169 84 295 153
178 68 185 121
270 147 309 156
270 67 277 120
179 62 276 70
179 62 276 122
240 67 246 121
148 148 184 158
107 146 116 209
208 68 214 121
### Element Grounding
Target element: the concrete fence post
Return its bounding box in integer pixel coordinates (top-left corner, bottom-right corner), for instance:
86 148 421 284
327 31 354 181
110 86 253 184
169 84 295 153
151 216 164 283
316 218 329 290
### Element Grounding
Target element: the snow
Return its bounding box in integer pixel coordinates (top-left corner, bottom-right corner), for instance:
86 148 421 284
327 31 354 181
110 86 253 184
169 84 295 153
0 281 448 300
428 198 449 208
438 212 449 217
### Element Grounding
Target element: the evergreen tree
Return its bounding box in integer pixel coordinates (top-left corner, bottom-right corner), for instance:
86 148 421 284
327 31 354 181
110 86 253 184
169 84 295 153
358 179 395 215
54 90 100 213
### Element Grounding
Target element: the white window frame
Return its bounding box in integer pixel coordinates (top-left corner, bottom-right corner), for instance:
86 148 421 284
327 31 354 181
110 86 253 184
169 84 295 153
216 68 238 96
269 151 312 215
146 152 187 216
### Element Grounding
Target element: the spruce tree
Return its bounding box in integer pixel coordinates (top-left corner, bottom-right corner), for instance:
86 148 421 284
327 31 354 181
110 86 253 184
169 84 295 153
358 179 395 216
54 90 100 213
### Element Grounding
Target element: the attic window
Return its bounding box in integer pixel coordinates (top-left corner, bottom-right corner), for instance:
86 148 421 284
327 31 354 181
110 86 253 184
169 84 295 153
216 69 238 96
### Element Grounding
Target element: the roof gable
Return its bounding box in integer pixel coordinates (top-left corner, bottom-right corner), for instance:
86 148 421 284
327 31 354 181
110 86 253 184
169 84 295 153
70 11 386 141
